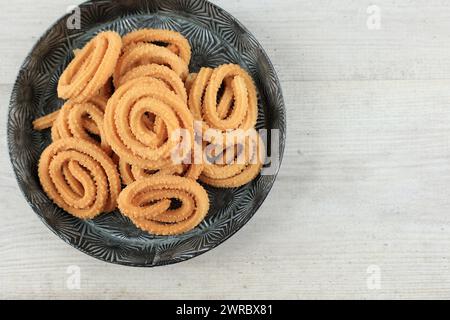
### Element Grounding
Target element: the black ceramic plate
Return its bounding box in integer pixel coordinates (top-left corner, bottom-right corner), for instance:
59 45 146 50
7 0 286 266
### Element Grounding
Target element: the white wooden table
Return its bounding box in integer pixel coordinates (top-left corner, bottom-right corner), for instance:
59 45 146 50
2 0 450 299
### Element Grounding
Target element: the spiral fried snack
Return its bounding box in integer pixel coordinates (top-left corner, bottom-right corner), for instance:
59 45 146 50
51 98 111 154
33 95 108 134
200 131 264 188
122 28 191 65
38 138 121 219
116 64 187 103
58 31 122 102
188 64 258 131
117 175 209 235
103 77 194 169
113 43 189 86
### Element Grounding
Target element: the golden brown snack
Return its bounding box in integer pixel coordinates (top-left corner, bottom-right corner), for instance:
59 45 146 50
116 64 187 103
117 175 209 235
38 138 121 218
200 131 264 188
32 110 60 131
103 77 194 169
58 31 122 102
122 28 191 64
113 43 188 86
51 99 111 154
188 64 258 131
188 67 213 121
33 95 108 139
118 159 135 186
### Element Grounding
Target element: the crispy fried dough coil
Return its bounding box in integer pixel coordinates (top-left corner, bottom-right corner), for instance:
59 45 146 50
188 64 257 131
117 175 209 235
33 95 108 133
200 131 264 188
113 43 188 86
50 98 111 153
103 77 194 169
58 31 122 102
38 138 121 218
122 28 191 64
116 64 187 103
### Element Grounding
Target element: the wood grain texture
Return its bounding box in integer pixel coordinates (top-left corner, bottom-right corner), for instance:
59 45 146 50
2 0 450 299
